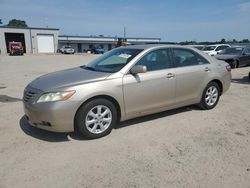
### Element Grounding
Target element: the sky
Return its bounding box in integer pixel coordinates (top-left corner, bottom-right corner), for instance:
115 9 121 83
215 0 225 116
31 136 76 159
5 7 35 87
0 0 250 42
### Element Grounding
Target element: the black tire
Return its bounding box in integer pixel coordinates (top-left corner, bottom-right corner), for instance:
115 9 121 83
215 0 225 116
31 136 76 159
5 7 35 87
235 60 239 68
199 82 220 110
75 98 117 139
231 61 237 69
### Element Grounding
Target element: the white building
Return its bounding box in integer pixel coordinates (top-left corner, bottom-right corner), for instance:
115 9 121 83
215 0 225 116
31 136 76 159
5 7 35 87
0 26 161 54
58 35 161 52
0 26 59 54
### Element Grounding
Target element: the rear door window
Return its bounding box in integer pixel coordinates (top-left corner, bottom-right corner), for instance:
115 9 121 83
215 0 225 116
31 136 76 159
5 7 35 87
173 48 209 67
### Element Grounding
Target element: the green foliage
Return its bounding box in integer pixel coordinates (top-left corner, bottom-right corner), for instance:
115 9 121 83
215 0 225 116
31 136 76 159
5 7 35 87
7 19 28 28
116 38 122 47
220 38 226 43
178 38 250 45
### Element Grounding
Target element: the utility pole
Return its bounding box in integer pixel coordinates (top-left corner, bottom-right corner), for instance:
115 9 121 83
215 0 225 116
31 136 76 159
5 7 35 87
123 26 126 42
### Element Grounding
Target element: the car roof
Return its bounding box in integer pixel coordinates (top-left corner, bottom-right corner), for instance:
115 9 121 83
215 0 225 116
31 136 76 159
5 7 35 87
121 44 192 50
229 46 244 48
206 44 229 47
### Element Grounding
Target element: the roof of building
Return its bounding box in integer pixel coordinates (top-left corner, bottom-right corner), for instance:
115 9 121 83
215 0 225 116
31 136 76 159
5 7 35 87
0 26 59 30
59 35 161 41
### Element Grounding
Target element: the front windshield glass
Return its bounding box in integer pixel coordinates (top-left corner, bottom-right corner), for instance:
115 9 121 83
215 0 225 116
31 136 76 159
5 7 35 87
203 46 216 51
84 48 143 73
220 47 243 55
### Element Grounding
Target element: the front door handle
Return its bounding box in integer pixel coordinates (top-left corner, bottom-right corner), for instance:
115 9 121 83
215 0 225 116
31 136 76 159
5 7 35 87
166 73 175 78
204 67 210 72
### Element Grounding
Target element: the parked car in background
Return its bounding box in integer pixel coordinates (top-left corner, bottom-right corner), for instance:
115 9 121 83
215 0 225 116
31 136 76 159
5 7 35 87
202 44 230 56
92 47 105 54
215 46 250 68
9 42 24 56
23 45 231 139
59 46 75 54
85 47 105 54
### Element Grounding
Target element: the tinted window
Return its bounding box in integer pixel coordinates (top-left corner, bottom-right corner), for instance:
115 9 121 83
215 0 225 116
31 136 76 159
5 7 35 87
221 47 243 55
203 46 216 51
245 47 250 54
216 45 229 51
173 48 209 67
136 49 173 71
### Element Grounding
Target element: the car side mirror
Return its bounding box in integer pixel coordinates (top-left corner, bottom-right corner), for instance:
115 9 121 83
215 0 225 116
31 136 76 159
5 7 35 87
130 65 147 74
242 52 246 56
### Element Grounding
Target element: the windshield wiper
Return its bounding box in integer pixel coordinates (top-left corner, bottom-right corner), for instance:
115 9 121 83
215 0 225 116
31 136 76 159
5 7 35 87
83 66 97 71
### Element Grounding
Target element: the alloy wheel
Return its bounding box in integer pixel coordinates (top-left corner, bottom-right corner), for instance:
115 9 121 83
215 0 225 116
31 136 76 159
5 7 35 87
205 86 218 106
85 105 112 134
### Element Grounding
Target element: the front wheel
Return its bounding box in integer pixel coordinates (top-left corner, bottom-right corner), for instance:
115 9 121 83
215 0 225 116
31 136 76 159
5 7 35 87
199 82 220 110
75 98 117 139
232 60 239 69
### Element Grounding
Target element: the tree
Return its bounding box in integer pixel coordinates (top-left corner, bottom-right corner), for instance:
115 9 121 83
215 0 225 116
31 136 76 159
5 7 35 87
232 39 237 43
241 39 250 43
0 19 2 24
7 19 28 28
220 38 226 43
116 38 123 47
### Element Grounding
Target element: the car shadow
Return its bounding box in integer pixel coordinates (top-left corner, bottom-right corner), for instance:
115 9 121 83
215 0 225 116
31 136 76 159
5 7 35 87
19 116 89 142
115 105 199 129
231 76 250 85
19 105 200 142
0 95 22 103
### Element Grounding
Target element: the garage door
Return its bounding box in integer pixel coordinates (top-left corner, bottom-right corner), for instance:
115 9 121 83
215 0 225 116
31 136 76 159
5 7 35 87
37 35 54 53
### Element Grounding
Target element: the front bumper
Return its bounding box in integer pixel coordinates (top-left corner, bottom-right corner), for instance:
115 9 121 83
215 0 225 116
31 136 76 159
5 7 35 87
23 100 78 133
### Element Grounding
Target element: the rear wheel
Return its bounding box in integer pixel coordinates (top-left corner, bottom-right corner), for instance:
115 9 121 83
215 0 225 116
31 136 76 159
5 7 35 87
75 98 117 139
199 82 220 110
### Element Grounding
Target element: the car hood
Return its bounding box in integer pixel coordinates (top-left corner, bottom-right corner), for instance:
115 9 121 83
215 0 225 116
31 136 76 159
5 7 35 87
214 54 238 60
29 67 112 92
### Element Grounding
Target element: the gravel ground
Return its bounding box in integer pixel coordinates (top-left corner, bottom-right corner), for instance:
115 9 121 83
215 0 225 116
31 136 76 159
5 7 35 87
0 54 250 188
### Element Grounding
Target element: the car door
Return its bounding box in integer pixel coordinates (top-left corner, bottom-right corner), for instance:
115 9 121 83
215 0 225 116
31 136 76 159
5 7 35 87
246 47 250 65
173 48 211 104
239 47 250 66
216 45 229 54
123 48 175 116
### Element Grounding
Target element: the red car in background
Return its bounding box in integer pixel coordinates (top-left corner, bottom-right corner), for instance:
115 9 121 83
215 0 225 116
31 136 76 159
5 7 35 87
8 41 24 56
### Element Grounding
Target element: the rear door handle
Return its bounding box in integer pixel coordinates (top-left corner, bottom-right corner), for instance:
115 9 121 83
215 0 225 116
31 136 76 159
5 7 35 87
166 73 175 78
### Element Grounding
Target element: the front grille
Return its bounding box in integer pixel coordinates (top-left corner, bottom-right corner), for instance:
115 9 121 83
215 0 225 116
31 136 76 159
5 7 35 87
23 90 37 103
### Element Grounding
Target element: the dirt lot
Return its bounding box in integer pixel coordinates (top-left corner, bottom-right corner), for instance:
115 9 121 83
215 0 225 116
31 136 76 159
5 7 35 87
0 54 250 188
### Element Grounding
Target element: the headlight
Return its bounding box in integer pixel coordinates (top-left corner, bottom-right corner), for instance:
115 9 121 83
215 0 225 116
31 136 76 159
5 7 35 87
37 91 75 103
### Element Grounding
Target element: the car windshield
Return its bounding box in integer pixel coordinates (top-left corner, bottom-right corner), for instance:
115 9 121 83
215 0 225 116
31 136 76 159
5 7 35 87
220 47 243 55
203 46 216 51
64 46 71 49
83 48 143 73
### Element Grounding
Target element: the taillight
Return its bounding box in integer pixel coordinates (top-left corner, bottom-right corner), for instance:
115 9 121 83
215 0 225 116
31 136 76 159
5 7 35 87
226 65 231 72
226 65 232 80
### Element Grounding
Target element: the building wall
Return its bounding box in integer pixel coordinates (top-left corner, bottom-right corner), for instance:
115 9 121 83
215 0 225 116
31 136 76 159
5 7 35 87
0 27 59 54
58 42 116 53
1 28 160 55
0 28 31 54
